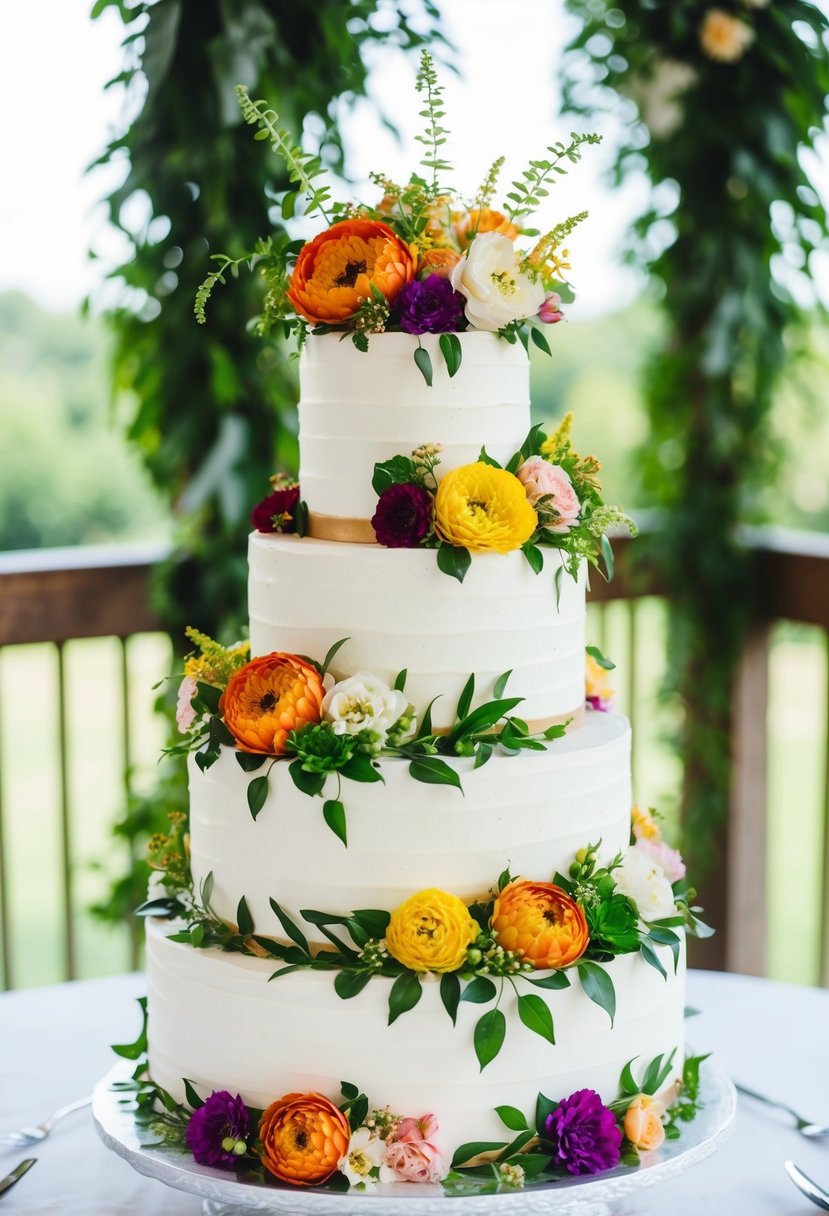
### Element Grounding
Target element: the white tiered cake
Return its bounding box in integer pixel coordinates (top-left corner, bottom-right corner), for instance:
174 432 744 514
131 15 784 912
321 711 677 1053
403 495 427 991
145 332 686 1175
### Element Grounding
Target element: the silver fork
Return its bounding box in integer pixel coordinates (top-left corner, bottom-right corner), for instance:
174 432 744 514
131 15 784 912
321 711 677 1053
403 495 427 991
737 1083 829 1138
0 1097 91 1146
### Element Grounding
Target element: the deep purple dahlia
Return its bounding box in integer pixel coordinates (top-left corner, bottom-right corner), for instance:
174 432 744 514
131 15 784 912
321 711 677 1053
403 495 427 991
372 482 434 547
544 1088 622 1177
395 273 466 335
185 1090 251 1169
251 486 300 533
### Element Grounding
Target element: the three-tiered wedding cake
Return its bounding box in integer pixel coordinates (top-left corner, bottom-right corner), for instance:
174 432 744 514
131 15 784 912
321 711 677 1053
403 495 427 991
144 332 688 1173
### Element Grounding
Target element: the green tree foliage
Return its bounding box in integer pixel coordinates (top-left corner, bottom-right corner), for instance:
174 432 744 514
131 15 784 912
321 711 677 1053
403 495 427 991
89 0 443 930
561 2 829 889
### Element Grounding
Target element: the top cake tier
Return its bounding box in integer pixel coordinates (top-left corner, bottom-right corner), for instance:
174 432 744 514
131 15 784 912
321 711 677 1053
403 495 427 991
298 331 530 528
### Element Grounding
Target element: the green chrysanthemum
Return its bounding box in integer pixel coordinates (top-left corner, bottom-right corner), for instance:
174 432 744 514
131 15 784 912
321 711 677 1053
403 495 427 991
286 722 356 774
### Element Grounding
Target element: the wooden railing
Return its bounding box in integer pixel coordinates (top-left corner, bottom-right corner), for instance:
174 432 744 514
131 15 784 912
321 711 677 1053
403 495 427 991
0 532 827 988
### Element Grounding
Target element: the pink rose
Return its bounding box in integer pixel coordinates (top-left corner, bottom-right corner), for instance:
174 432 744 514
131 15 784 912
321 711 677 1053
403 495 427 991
385 1139 443 1184
538 292 564 324
396 1114 440 1144
634 837 686 885
175 675 198 732
516 457 581 532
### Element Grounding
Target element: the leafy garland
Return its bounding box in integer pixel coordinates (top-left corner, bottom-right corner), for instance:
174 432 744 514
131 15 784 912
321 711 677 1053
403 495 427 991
372 419 636 583
560 0 829 893
140 846 711 1072
112 998 709 1194
172 635 568 847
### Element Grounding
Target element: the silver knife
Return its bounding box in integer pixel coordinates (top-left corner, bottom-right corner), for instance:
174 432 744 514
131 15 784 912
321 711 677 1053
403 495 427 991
0 1158 37 1198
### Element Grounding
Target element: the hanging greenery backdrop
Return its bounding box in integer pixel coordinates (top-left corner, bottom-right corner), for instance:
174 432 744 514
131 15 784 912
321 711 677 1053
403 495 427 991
561 1 829 921
90 0 443 933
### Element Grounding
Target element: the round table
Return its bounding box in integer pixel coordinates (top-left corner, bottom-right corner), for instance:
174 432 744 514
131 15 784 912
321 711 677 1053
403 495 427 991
1 971 826 1214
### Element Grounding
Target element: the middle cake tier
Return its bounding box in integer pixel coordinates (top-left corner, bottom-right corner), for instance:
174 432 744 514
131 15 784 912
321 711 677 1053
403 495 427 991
188 710 631 944
249 532 587 734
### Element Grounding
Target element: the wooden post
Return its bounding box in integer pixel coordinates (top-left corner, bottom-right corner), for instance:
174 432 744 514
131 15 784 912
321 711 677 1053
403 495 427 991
727 621 772 975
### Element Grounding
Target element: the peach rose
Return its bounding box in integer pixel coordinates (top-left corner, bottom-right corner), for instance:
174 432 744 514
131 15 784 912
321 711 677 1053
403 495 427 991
259 1092 350 1186
454 208 519 249
624 1093 666 1151
396 1114 440 1144
699 9 754 62
516 457 581 532
491 880 589 969
287 218 415 324
386 1138 443 1183
220 653 325 755
416 248 461 279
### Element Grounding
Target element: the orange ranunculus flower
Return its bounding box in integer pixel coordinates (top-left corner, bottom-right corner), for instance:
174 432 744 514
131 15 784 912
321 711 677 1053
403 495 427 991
491 880 589 970
623 1093 666 1151
454 208 520 249
259 1092 350 1186
287 218 415 324
220 653 325 755
417 248 461 279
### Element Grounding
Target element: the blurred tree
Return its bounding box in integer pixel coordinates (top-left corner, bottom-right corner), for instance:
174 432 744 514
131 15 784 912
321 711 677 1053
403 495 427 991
90 0 444 933
562 0 829 961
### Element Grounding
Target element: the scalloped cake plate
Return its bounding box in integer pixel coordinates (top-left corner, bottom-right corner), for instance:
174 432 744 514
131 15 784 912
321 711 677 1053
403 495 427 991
93 1061 735 1216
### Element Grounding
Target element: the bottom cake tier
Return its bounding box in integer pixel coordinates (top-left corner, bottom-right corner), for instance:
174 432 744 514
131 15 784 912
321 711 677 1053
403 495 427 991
145 917 686 1154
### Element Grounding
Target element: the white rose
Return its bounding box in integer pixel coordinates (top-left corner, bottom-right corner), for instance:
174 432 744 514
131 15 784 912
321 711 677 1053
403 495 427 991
450 232 544 331
614 849 676 922
323 672 409 747
338 1127 393 1186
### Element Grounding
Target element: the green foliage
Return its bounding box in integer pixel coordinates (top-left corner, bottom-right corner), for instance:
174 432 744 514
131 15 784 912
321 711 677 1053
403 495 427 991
89 0 443 924
562 0 829 882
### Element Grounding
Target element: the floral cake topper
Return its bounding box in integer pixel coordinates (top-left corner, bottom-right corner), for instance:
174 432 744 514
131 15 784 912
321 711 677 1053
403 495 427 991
195 51 601 384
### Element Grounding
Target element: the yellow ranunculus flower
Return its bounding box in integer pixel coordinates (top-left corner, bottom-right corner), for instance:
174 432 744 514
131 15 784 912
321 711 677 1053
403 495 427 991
434 464 537 553
385 888 478 973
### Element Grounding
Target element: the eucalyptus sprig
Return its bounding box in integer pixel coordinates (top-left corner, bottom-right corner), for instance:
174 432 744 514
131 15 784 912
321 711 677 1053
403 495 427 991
504 133 602 226
235 84 333 223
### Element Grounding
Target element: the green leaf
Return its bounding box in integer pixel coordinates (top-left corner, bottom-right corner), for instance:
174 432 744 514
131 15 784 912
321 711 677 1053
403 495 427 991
527 970 571 990
321 636 350 677
183 1078 204 1110
351 909 391 939
440 972 461 1025
414 345 433 387
647 926 681 973
447 697 524 744
111 996 148 1060
247 774 269 820
268 898 310 956
196 682 222 714
517 992 555 1044
388 971 423 1024
456 673 475 722
494 1105 529 1132
235 750 268 773
437 543 471 584
416 696 441 739
341 1081 359 1101
642 1048 677 1095
372 455 419 496
530 326 552 356
601 533 615 582
439 331 462 377
189 922 205 947
554 564 564 611
451 1141 508 1169
289 759 326 798
334 970 372 1000
341 754 384 784
473 742 493 769
640 938 667 980
194 747 219 774
619 1058 640 1096
493 670 512 698
496 1130 535 1160
394 668 408 692
535 1091 557 1136
322 799 348 847
586 644 616 671
200 872 214 907
236 896 253 936
408 756 463 791
521 542 544 575
294 499 309 537
477 446 502 469
577 961 616 1026
460 976 497 1004
474 1008 506 1070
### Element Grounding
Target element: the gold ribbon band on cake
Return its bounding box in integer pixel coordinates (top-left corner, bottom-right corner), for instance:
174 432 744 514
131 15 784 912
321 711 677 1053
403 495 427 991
307 512 377 544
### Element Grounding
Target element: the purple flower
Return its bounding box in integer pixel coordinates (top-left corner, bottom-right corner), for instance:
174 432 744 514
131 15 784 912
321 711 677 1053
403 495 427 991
395 274 466 335
372 483 433 547
185 1090 250 1169
544 1089 622 1177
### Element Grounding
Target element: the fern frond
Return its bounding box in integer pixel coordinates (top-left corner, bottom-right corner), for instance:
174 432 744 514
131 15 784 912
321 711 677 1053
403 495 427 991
235 84 332 223
194 253 250 324
414 50 452 195
504 133 602 225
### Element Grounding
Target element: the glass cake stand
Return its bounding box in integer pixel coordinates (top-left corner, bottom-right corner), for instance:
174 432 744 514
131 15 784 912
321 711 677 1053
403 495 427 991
93 1061 735 1216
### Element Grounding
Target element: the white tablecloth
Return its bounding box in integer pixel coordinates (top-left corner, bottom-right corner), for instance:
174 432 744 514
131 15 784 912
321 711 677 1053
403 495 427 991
2 970 828 1214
